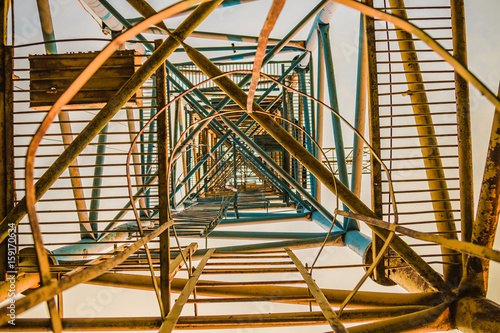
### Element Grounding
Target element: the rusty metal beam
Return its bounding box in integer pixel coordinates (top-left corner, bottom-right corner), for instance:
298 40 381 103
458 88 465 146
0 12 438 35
451 0 473 262
455 296 500 333
0 0 13 283
461 84 500 294
0 307 436 331
286 248 348 332
169 243 198 279
88 273 444 308
336 210 500 263
158 249 214 333
0 273 39 303
364 2 387 285
348 301 452 333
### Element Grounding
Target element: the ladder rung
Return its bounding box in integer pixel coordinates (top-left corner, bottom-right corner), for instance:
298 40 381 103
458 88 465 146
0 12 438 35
378 80 455 86
375 48 454 53
380 145 459 150
381 155 458 161
382 188 460 194
379 123 457 128
378 101 456 107
388 177 460 182
377 70 455 75
380 133 458 139
379 112 457 118
376 6 451 10
375 17 452 21
374 27 452 31
375 37 452 43
382 166 459 172
386 198 461 205
376 59 447 64
184 296 315 303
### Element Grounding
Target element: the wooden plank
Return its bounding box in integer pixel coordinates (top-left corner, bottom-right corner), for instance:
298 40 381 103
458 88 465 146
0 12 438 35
29 51 137 108
158 249 215 333
28 50 136 68
285 248 348 333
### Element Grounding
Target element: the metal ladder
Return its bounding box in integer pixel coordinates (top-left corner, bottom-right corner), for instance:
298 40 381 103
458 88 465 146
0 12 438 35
367 0 462 279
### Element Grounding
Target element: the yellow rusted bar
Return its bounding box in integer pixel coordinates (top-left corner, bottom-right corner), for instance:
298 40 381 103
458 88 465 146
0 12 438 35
461 84 500 294
169 243 198 279
0 273 39 303
158 249 214 333
364 1 387 285
0 3 13 282
348 301 452 333
181 41 450 293
286 248 348 332
387 0 461 283
58 112 93 239
88 273 445 308
336 210 500 263
1 307 436 331
451 0 473 266
455 296 500 333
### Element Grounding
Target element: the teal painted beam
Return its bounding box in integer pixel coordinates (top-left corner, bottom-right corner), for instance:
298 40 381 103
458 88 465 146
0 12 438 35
208 231 329 240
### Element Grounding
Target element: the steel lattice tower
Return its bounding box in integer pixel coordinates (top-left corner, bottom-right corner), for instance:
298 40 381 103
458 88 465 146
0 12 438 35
0 0 499 332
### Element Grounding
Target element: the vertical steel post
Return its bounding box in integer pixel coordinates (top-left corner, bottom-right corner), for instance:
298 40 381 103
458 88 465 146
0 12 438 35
461 84 500 295
298 68 313 153
315 28 325 203
232 136 239 218
364 2 388 285
156 40 170 314
298 67 315 196
318 22 351 228
317 23 349 188
451 0 473 266
0 0 13 282
351 13 367 206
88 124 108 235
281 65 291 204
345 14 368 232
